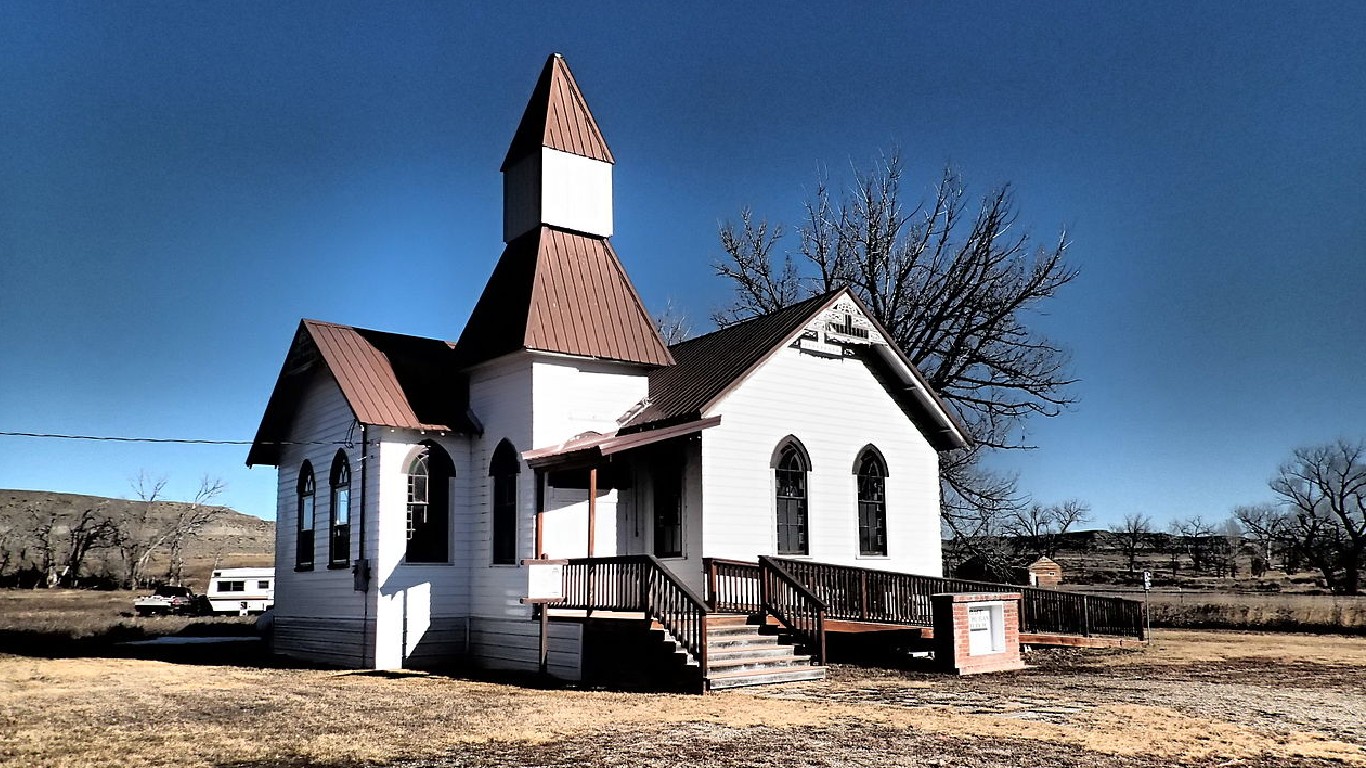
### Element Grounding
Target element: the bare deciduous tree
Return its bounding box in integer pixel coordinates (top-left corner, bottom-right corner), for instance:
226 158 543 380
1003 499 1090 559
1234 501 1290 574
119 471 168 586
1108 513 1153 573
653 298 694 345
165 476 227 585
58 505 119 586
712 150 1078 540
118 472 227 586
1267 439 1366 594
24 509 61 586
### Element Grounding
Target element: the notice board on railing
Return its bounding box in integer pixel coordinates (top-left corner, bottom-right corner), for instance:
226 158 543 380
523 559 567 603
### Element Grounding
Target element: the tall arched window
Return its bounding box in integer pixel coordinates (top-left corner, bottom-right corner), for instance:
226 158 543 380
406 443 453 563
774 440 810 555
489 439 520 564
329 450 351 567
296 461 316 570
855 448 888 556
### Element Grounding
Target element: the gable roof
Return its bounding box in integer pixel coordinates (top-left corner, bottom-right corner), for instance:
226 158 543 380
247 319 475 467
501 53 614 171
623 292 835 428
623 290 969 451
455 226 675 368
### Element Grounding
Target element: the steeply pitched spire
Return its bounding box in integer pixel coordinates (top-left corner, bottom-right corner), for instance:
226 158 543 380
501 53 615 171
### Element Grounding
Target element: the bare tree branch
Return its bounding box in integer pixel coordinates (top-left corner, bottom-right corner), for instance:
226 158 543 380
714 150 1080 534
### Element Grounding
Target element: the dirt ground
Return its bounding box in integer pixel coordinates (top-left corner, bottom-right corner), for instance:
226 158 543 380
2 629 1364 768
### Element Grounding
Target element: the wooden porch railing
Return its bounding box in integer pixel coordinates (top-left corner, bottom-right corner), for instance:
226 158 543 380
705 557 762 613
560 555 711 675
706 557 1145 640
758 556 826 663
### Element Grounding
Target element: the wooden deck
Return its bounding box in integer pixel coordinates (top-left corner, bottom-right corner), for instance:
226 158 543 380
552 555 1148 690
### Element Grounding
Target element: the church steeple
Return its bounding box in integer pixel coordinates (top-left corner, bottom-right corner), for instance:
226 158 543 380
502 53 615 242
459 54 672 369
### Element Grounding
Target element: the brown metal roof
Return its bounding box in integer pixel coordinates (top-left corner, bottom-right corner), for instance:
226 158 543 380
501 53 614 171
247 320 475 466
456 226 675 368
623 290 969 451
623 292 836 428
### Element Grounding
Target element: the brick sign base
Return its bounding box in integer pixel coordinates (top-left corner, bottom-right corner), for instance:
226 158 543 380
931 591 1027 675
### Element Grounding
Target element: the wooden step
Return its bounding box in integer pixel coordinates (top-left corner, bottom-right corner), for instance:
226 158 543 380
707 653 812 673
710 628 775 639
704 613 753 627
706 665 826 690
707 644 792 661
707 624 767 638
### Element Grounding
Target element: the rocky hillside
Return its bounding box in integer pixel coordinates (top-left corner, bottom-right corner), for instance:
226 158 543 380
0 489 274 588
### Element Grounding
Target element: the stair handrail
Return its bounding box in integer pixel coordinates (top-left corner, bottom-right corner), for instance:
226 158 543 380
641 554 711 678
757 555 827 663
560 554 711 677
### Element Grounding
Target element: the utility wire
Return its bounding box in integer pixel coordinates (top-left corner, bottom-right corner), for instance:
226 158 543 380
0 431 353 447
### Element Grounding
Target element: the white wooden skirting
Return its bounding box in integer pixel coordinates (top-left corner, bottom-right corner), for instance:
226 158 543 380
468 616 582 681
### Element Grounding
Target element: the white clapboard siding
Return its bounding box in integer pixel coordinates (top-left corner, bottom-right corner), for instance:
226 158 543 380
401 616 469 670
274 616 373 668
466 354 538 621
372 432 470 669
701 341 944 576
274 372 370 628
530 356 649 444
468 617 583 681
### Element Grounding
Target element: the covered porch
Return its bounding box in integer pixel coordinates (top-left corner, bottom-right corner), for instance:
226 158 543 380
522 416 718 596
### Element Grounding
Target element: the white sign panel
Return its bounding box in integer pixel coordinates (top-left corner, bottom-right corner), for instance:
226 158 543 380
526 562 565 602
968 606 991 631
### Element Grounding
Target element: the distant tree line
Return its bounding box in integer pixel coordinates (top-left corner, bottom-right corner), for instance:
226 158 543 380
945 439 1365 595
0 473 226 589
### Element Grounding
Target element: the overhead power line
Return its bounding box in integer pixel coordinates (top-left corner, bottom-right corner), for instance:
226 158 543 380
0 431 352 447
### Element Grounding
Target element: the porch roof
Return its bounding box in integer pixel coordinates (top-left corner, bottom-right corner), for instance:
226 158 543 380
522 416 721 469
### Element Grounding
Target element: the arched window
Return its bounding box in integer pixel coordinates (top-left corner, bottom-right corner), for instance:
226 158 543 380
489 439 520 564
855 448 888 556
774 439 810 555
296 461 316 570
329 450 351 567
406 443 453 563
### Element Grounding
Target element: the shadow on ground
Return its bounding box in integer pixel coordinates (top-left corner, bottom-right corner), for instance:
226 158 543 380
0 624 321 668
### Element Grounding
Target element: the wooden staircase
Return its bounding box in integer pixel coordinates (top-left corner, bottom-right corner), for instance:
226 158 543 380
702 615 824 690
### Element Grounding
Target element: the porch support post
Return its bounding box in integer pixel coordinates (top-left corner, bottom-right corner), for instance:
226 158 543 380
534 468 546 559
587 466 598 558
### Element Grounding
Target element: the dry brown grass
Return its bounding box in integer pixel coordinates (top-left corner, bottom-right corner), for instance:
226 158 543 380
1111 627 1366 667
3 592 1365 767
1144 591 1366 632
2 628 1365 768
0 588 254 639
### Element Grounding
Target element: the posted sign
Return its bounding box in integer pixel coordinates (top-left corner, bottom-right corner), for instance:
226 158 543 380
524 559 566 603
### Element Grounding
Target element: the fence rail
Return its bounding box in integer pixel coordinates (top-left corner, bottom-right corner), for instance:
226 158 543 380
705 557 1145 640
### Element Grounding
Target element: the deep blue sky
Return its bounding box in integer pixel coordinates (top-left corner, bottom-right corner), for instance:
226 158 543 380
2 3 1363 528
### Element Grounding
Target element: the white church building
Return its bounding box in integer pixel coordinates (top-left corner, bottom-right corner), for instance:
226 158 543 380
248 54 969 687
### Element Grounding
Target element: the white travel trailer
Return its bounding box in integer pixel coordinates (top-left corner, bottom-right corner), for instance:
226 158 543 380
207 567 275 614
